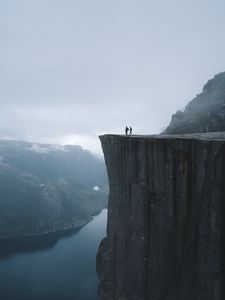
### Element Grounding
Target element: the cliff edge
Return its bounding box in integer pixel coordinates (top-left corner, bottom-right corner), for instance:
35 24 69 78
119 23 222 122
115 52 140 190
97 133 225 300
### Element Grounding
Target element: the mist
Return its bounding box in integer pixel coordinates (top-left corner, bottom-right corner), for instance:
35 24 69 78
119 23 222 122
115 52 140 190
1 0 225 153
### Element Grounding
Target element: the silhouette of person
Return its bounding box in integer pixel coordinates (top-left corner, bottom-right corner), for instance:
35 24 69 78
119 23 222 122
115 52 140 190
129 126 132 135
125 126 129 135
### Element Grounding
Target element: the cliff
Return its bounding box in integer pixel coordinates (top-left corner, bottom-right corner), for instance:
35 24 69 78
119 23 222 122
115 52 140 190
165 72 225 134
97 133 225 300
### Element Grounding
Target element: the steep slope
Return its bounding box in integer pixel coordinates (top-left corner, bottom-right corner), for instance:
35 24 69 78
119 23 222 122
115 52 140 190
0 140 108 238
165 72 225 134
97 134 225 300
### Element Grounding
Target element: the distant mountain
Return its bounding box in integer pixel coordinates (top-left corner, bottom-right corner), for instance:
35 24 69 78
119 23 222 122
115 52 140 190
0 140 108 239
165 72 225 134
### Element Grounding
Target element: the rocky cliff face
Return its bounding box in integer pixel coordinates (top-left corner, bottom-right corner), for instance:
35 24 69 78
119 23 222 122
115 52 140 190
165 72 225 134
97 133 225 300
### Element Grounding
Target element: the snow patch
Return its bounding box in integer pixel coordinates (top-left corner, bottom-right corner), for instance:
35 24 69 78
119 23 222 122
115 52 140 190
93 186 100 192
50 145 68 152
28 144 68 154
29 144 50 154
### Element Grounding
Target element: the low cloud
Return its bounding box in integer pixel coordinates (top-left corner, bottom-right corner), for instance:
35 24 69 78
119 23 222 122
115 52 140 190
1 0 225 153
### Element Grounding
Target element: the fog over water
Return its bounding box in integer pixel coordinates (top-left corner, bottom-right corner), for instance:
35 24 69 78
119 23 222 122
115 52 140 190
1 1 225 153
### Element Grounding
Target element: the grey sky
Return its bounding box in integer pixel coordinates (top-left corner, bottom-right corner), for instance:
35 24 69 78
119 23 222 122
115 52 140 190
1 0 225 154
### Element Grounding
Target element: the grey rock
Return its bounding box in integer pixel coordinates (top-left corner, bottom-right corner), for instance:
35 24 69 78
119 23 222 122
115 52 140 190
97 133 225 300
165 72 225 134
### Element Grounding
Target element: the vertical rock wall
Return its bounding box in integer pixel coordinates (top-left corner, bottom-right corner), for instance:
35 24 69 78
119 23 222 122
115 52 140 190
97 133 225 300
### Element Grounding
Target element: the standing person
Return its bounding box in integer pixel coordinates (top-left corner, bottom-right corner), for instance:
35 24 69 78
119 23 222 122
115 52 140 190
125 126 129 135
129 126 132 135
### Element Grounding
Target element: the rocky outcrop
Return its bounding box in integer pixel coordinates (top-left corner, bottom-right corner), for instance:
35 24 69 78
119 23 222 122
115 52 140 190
0 140 108 239
165 72 225 134
97 133 225 300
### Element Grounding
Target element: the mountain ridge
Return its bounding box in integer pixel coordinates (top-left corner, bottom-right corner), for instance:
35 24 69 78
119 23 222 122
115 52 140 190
165 71 225 134
0 139 108 239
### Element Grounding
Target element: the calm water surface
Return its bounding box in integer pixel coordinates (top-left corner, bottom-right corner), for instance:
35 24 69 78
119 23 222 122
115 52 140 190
0 209 107 300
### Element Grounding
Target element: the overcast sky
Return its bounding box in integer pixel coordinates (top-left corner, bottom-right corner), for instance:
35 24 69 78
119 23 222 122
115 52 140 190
1 0 225 154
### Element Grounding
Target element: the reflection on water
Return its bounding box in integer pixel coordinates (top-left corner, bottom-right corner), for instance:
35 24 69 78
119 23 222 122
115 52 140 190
0 227 82 259
0 209 107 300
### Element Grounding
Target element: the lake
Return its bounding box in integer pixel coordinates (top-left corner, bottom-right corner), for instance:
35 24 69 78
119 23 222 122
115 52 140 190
0 209 107 300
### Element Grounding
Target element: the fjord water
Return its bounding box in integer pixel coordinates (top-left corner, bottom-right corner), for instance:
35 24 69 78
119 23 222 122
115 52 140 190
0 209 107 300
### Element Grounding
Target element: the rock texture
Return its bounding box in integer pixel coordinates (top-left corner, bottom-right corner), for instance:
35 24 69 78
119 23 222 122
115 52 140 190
97 133 225 300
165 72 225 134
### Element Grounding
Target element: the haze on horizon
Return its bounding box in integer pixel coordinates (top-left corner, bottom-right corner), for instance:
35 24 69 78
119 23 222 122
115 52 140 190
1 0 225 154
